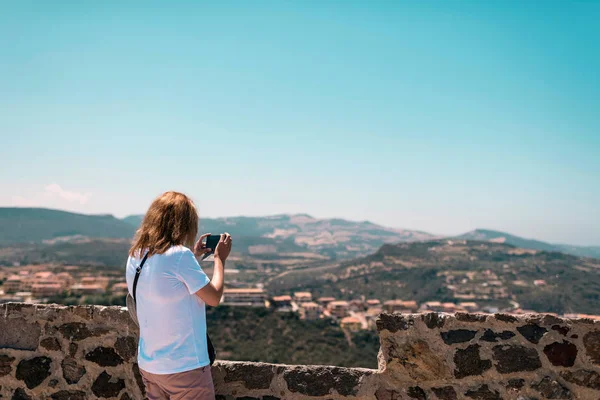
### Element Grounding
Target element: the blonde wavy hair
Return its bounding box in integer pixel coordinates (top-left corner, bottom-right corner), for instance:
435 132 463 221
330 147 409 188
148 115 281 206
129 191 198 257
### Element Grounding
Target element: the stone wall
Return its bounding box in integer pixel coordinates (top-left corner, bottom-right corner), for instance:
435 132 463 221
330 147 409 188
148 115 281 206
0 304 599 399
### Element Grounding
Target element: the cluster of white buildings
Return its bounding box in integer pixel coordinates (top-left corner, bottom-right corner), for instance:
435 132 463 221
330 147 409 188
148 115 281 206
0 268 124 303
218 287 484 332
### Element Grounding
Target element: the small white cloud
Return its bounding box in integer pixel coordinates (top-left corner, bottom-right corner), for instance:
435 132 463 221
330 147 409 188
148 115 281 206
44 183 91 205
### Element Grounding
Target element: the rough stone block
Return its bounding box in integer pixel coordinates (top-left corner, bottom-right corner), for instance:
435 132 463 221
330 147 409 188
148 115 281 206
223 362 275 390
407 386 427 400
561 369 600 390
0 318 41 351
583 330 600 364
422 313 446 329
384 337 449 380
464 384 501 400
0 354 15 377
494 313 518 323
517 324 547 344
115 336 137 361
441 329 477 345
40 337 62 351
50 390 87 400
58 322 95 341
532 376 571 399
506 378 525 390
62 357 86 384
377 313 416 332
91 371 126 398
454 344 492 378
493 345 541 373
455 313 487 323
283 366 366 397
432 386 457 400
85 347 124 367
480 329 515 342
543 341 577 367
16 356 52 389
11 388 32 400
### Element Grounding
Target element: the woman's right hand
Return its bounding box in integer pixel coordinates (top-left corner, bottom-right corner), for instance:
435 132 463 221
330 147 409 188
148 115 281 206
214 233 232 261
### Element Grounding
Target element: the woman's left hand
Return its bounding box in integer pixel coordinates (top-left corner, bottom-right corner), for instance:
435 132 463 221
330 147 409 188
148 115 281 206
193 233 212 257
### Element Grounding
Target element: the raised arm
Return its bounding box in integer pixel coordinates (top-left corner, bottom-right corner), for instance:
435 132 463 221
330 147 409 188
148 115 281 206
194 233 232 306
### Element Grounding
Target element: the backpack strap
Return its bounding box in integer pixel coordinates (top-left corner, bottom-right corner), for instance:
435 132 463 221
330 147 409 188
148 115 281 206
132 252 149 303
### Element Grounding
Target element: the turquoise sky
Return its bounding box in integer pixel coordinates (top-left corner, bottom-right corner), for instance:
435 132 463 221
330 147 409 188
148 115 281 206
1 1 599 245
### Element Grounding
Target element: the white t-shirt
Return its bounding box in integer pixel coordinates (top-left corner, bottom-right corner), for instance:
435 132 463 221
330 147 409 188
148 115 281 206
126 245 211 374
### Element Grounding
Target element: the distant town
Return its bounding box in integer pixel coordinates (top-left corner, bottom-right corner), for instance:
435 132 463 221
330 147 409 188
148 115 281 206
2 263 599 332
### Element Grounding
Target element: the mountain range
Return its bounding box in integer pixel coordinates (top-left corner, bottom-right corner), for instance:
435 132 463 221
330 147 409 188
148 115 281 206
455 229 600 259
0 207 598 260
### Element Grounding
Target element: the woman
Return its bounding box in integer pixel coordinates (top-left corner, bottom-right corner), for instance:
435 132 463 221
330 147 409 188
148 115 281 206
126 191 231 400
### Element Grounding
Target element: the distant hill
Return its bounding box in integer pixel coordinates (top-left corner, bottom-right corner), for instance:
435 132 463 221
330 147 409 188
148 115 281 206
0 208 135 244
455 229 600 259
269 239 600 314
123 213 435 259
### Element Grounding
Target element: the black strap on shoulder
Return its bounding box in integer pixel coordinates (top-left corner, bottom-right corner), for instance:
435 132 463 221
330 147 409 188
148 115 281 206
132 252 149 303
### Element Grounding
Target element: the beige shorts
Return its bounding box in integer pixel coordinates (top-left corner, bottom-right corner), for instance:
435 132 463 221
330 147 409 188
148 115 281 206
140 365 215 400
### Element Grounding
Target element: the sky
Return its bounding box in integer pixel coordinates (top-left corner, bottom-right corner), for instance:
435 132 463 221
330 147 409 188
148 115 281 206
0 1 599 246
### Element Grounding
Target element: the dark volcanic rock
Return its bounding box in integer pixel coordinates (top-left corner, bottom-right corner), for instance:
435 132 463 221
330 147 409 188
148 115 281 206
480 329 515 342
506 379 525 390
454 344 492 378
464 385 501 400
11 388 32 400
0 318 41 351
493 345 542 373
543 341 577 367
50 390 87 400
58 323 109 341
224 363 275 390
441 330 477 345
62 357 86 384
0 354 15 377
407 386 427 400
495 313 518 323
120 394 132 400
532 376 571 399
561 369 600 390
422 313 446 329
49 378 59 388
58 323 94 341
69 342 78 357
85 347 124 367
583 330 600 364
377 313 416 332
455 313 487 322
376 388 402 400
16 356 52 389
517 324 547 344
283 366 366 396
91 371 125 398
432 386 457 400
551 325 570 336
40 337 62 351
115 336 137 361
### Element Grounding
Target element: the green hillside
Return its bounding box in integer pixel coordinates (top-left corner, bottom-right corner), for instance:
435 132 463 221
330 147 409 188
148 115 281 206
269 240 600 314
207 306 380 368
0 208 135 244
